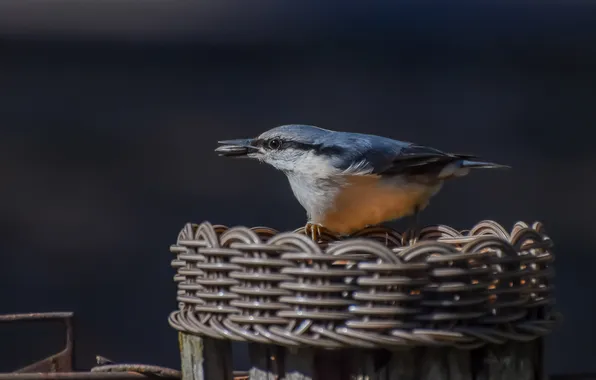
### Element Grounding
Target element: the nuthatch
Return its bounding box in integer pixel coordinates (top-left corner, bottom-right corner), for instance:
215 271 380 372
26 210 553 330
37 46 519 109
215 124 508 240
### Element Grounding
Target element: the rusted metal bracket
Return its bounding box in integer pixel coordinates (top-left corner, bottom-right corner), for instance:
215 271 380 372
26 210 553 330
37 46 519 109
0 312 74 374
91 363 181 379
0 311 247 380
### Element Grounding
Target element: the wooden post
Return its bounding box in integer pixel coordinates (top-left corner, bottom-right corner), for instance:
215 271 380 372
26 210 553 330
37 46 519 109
179 333 233 380
245 340 544 380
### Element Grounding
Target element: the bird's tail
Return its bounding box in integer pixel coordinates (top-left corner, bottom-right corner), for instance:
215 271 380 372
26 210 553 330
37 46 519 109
460 160 510 170
438 158 509 179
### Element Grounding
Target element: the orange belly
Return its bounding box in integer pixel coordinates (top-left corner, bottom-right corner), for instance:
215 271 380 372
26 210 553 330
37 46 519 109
318 175 435 235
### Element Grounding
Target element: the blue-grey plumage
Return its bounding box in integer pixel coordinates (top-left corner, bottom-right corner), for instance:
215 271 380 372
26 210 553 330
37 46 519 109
215 124 509 235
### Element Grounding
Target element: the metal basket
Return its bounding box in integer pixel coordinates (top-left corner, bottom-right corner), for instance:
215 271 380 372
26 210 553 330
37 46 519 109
168 220 557 350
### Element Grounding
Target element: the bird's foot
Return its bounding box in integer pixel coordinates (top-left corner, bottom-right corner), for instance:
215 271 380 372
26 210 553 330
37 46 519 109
304 222 325 242
303 223 353 266
404 225 420 245
404 207 422 244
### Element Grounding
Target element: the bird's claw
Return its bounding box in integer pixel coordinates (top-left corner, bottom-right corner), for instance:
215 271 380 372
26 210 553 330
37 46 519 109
403 227 420 245
304 222 325 242
403 218 421 244
404 207 422 244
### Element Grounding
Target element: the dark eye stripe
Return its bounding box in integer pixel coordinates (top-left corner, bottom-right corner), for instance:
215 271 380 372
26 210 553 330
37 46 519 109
283 141 314 151
254 139 312 151
256 138 335 153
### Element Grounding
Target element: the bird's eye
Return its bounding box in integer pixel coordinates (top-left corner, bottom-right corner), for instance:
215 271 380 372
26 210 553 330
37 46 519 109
267 139 282 150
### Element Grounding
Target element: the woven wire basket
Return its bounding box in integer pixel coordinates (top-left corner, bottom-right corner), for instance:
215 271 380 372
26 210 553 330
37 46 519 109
168 220 558 350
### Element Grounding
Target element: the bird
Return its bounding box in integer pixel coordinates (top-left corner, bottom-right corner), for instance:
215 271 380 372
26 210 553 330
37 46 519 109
215 124 509 241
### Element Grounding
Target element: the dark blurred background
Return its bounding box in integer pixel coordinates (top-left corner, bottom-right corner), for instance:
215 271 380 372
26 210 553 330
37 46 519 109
1 1 595 376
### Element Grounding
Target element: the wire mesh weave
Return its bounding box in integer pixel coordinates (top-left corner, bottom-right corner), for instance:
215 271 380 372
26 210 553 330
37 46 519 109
168 220 558 349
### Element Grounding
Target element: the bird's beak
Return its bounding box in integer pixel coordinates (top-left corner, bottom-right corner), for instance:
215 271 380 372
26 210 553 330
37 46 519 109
215 138 258 157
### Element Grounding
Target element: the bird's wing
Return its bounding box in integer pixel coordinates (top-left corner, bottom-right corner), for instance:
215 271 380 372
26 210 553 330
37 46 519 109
373 144 477 176
323 134 474 177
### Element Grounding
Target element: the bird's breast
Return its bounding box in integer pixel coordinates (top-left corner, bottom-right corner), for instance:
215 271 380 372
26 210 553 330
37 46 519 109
317 175 439 235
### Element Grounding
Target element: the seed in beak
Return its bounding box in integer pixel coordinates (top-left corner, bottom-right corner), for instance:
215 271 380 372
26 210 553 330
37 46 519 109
215 144 251 157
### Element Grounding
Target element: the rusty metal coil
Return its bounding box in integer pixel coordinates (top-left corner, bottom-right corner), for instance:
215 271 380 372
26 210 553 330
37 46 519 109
168 220 558 349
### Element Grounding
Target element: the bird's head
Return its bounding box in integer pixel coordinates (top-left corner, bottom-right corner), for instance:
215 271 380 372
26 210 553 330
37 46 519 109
215 124 335 173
